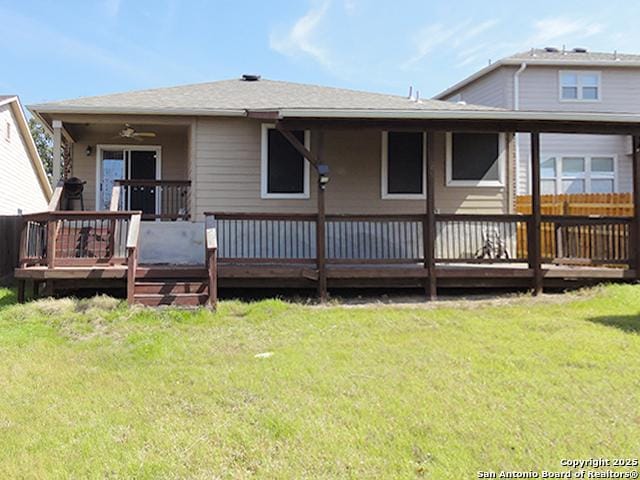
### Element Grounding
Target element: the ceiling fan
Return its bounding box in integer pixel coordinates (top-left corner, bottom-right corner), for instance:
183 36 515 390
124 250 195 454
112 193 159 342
115 124 156 141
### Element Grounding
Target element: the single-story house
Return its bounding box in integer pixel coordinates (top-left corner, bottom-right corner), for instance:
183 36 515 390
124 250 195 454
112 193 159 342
16 76 640 306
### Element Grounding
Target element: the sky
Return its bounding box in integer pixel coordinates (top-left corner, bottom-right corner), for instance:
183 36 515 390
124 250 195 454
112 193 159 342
2 0 640 106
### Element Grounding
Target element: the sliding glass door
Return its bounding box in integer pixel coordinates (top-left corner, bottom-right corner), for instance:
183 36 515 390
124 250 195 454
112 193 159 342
98 146 161 216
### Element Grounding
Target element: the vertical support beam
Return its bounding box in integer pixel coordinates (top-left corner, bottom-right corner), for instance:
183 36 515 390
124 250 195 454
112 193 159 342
316 131 327 302
529 132 543 295
632 135 640 278
52 120 63 184
424 131 437 300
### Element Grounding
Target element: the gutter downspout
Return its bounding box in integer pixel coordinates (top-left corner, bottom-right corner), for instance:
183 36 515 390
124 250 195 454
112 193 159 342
513 62 527 197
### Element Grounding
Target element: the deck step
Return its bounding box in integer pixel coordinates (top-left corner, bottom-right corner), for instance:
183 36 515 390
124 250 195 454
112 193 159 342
134 281 208 295
133 293 209 307
136 266 208 279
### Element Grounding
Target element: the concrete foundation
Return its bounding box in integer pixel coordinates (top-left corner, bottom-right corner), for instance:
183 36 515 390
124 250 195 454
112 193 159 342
138 221 205 265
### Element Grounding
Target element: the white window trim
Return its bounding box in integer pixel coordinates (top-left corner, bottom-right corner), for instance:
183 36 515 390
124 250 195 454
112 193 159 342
445 132 506 187
541 154 618 194
381 131 427 200
559 70 602 103
260 124 311 199
95 144 162 212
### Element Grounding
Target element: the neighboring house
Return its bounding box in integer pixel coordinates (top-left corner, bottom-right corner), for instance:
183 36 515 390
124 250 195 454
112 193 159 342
15 76 640 305
0 95 51 214
435 48 640 196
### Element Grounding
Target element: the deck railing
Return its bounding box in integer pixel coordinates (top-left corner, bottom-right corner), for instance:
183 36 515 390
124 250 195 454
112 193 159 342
206 212 633 269
19 211 141 268
112 180 190 221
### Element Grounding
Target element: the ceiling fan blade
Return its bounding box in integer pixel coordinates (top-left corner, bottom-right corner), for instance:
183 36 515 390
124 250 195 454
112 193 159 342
133 132 156 138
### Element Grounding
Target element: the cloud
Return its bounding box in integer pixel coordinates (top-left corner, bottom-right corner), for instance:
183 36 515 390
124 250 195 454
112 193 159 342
403 19 498 68
269 1 333 68
528 17 603 45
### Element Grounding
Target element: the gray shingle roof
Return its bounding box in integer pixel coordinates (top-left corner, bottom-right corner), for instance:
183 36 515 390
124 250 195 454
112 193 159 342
29 78 500 114
507 48 640 64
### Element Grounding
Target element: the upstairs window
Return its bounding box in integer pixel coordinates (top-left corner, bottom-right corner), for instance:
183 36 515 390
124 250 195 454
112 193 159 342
560 71 600 101
260 125 310 199
381 131 426 199
446 132 504 187
540 155 615 194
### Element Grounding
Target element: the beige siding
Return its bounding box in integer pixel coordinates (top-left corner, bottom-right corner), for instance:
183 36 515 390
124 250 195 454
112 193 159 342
448 65 640 194
72 132 188 210
519 66 640 113
518 133 632 194
444 67 514 108
193 118 508 219
0 103 48 214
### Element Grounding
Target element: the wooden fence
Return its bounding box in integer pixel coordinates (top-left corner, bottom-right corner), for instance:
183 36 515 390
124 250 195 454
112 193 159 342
0 216 23 281
516 193 633 216
516 194 633 262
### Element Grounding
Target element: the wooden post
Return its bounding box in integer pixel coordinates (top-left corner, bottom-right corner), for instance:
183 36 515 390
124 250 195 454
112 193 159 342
424 132 437 300
52 120 62 184
206 224 218 309
632 135 640 279
126 213 141 305
529 132 543 295
17 280 25 303
317 184 327 302
208 247 218 309
127 247 137 305
46 219 57 269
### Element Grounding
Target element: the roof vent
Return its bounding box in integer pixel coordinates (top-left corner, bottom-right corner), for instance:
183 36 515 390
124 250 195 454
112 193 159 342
572 47 588 53
241 74 261 82
544 47 559 53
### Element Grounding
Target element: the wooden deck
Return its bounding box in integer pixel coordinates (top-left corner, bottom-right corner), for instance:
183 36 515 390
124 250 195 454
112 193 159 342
14 208 638 306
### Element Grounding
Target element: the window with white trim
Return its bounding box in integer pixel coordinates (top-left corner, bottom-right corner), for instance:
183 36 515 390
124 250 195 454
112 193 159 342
381 131 426 199
540 155 615 194
560 71 600 101
446 132 505 187
260 124 310 199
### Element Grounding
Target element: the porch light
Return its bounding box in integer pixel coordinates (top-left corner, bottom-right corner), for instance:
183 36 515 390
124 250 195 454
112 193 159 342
317 164 330 189
85 145 92 156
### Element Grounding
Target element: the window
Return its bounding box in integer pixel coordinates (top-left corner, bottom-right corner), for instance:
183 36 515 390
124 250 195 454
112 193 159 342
560 71 600 101
381 131 426 199
446 132 505 187
540 155 616 194
261 125 310 199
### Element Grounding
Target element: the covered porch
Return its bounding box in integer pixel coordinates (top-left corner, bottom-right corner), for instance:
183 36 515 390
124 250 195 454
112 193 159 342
15 112 640 305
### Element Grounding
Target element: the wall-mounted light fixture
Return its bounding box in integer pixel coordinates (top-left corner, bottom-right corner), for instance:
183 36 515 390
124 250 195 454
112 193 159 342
85 145 93 156
317 164 330 190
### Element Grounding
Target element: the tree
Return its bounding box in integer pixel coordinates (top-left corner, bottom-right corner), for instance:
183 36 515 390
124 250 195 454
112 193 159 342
28 117 53 177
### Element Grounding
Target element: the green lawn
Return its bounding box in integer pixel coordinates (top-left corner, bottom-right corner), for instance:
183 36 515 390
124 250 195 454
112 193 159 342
0 286 639 479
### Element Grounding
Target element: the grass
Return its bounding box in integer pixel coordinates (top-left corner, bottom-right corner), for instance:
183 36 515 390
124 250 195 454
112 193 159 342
0 286 639 479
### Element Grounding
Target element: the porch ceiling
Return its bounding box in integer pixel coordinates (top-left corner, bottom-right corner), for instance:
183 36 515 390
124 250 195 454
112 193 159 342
63 122 189 142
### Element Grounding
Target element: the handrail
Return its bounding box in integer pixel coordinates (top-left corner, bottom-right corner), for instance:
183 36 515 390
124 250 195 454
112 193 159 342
206 212 318 221
115 179 191 186
206 226 218 309
22 210 140 221
47 180 64 211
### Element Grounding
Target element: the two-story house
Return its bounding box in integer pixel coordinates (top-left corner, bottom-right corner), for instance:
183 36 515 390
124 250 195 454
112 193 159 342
435 48 640 196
